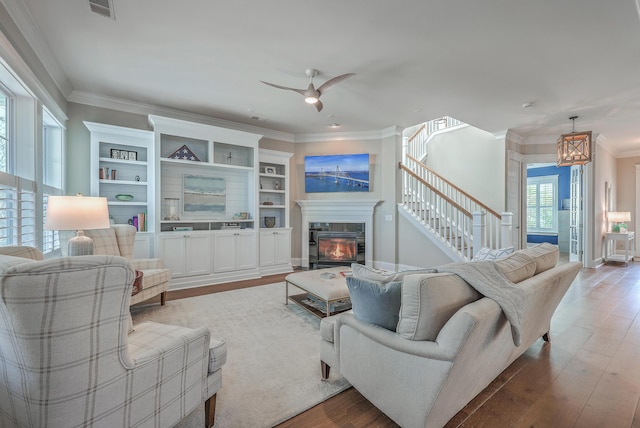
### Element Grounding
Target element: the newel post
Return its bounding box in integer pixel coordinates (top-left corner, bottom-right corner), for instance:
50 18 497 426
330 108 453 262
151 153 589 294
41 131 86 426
501 212 513 248
473 212 485 258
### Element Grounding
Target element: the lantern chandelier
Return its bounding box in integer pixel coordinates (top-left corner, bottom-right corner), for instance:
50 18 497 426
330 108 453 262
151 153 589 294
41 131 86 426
557 115 592 167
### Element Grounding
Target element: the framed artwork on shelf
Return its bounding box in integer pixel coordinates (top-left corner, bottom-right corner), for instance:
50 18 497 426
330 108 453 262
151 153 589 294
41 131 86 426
119 151 129 160
182 174 226 217
128 151 137 161
110 149 120 159
265 166 276 174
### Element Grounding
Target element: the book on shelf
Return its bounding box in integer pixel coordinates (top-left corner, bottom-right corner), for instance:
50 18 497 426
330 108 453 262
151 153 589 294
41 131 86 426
222 222 241 230
340 271 352 277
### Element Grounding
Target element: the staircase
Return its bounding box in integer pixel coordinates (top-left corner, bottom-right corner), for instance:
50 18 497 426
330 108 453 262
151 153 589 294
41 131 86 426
399 117 512 261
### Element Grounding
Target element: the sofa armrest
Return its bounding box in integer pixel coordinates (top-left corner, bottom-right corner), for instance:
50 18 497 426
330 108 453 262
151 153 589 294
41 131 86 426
127 321 210 368
0 246 44 261
131 258 163 270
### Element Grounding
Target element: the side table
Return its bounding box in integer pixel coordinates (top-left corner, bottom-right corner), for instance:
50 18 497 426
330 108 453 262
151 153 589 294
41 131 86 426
604 232 635 266
132 270 143 296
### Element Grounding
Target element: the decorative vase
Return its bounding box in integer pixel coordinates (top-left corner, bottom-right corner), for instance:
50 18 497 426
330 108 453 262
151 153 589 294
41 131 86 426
264 217 276 228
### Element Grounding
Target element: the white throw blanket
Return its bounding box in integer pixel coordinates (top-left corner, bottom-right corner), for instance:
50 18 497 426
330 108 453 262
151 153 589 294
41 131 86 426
437 261 526 346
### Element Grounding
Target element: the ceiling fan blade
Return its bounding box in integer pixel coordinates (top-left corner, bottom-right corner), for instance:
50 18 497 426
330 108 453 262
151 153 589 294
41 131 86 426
260 80 306 96
314 100 324 112
317 73 355 94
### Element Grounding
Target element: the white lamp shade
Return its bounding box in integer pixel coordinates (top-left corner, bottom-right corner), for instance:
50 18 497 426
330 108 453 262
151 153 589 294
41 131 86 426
45 195 110 231
607 211 631 223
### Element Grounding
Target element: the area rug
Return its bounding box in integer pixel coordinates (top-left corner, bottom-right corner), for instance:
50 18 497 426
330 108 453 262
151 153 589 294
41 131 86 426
130 282 351 428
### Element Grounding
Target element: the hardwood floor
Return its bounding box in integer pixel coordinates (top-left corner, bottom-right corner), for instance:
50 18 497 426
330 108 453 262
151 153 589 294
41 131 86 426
149 261 640 427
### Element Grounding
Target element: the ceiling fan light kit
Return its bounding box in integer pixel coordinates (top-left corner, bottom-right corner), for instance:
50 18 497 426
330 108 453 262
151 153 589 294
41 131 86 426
261 68 354 112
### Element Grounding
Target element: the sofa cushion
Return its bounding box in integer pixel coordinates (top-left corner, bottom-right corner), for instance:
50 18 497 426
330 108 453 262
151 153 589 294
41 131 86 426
346 276 402 331
473 246 515 261
496 252 537 283
521 243 559 274
351 263 436 284
140 268 172 289
397 273 482 341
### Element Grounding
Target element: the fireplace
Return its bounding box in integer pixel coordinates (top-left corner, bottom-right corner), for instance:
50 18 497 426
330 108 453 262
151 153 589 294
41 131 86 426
309 224 365 269
297 199 379 268
317 232 358 264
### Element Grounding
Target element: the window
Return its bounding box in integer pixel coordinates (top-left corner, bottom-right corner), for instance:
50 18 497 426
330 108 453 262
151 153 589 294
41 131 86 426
527 175 558 233
0 88 10 173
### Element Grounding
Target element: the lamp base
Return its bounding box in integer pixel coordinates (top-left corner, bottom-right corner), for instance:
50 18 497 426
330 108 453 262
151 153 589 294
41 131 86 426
68 231 94 256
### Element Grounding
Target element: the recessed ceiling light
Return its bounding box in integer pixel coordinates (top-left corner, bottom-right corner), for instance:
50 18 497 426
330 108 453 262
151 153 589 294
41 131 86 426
329 123 340 128
522 102 534 108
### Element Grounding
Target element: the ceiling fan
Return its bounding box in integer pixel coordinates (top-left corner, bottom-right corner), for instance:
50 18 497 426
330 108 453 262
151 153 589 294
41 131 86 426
260 68 355 112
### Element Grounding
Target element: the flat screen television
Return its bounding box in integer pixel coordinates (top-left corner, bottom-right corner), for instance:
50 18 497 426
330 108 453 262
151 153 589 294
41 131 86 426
304 153 369 193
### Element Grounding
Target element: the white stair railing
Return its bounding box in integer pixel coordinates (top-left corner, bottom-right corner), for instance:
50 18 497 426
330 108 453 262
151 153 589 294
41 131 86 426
400 156 512 261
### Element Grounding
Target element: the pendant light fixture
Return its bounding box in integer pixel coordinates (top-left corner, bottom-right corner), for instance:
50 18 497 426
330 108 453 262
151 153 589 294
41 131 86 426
557 116 592 166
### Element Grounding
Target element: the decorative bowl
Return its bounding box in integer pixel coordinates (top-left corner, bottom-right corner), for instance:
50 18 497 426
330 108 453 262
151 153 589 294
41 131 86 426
115 194 134 201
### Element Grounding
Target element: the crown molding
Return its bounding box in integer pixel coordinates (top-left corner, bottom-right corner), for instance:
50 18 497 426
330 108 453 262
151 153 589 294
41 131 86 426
493 129 508 140
68 90 296 142
294 125 402 143
505 129 525 144
69 90 401 144
0 0 72 97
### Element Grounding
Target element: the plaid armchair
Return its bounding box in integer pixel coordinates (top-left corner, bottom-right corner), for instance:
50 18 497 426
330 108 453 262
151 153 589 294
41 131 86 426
0 248 225 427
61 225 171 306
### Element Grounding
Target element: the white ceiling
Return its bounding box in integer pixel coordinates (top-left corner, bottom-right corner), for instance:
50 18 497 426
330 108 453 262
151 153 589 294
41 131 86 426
4 0 640 153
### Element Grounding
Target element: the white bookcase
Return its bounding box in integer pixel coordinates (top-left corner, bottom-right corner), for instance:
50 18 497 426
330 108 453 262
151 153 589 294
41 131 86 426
258 149 293 274
86 121 155 257
148 115 263 289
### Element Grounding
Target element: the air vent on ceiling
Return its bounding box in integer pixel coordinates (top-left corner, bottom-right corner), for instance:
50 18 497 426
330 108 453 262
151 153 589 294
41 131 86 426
89 0 115 20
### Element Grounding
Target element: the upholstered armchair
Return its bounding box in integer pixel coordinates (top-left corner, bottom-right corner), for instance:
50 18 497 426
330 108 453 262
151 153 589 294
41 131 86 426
0 247 225 427
61 225 171 305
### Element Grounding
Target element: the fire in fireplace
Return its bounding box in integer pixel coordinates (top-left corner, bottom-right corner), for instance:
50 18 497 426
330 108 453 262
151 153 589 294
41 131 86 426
317 232 358 264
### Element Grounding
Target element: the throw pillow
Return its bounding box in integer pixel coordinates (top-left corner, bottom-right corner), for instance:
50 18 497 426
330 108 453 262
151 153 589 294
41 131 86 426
396 272 481 341
521 243 559 274
351 263 436 284
473 246 515 261
495 252 537 283
346 276 402 331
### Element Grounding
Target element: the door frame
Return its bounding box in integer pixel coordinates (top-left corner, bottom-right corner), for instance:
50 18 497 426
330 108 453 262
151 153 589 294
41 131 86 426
521 154 592 268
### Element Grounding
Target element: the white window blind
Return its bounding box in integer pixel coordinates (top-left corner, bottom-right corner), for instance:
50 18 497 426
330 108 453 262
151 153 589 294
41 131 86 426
527 175 558 233
0 173 36 247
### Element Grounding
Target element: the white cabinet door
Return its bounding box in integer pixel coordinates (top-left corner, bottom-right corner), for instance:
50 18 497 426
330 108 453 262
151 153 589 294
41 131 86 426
159 233 212 277
185 234 212 276
214 231 257 272
273 229 291 265
259 231 276 266
260 229 291 267
133 233 152 258
159 234 188 277
236 232 257 270
213 233 238 273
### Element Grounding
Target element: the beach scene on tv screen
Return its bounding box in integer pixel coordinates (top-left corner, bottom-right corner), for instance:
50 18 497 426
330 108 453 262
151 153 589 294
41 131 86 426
305 153 369 193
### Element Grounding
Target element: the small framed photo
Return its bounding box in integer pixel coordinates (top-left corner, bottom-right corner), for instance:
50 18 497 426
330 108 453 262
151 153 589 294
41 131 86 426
119 151 129 160
265 166 276 174
128 151 137 161
110 149 120 159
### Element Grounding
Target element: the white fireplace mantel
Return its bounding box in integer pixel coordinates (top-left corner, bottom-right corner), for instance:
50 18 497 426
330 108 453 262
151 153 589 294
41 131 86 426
297 199 381 268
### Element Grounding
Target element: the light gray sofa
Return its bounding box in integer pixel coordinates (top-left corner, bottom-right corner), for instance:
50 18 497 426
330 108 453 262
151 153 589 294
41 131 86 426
320 244 581 428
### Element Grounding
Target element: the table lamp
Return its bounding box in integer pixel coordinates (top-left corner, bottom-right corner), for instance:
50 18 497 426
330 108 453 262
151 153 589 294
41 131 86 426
45 194 110 256
607 211 631 233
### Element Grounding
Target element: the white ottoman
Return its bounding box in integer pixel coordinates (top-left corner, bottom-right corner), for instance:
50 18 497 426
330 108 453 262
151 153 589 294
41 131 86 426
285 267 352 317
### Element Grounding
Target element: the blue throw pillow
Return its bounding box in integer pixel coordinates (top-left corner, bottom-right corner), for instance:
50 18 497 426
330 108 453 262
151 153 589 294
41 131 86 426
346 276 402 331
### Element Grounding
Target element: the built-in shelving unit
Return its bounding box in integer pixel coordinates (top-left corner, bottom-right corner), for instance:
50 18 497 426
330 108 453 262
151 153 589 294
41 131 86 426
258 149 293 275
86 121 155 257
148 115 263 289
